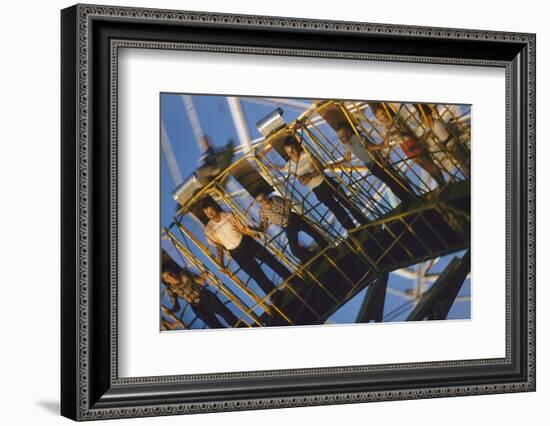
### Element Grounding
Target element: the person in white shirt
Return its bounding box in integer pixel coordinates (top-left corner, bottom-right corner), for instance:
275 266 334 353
278 136 369 231
334 121 415 202
372 103 446 187
414 104 470 176
202 197 294 298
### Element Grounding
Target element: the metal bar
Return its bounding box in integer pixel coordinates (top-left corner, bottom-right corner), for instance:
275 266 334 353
181 95 204 144
406 250 470 321
173 220 277 317
160 120 183 185
164 229 261 327
227 96 252 151
242 97 311 112
209 187 323 320
161 305 188 330
355 273 389 323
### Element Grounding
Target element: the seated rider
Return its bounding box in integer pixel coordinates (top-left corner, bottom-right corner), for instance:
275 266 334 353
195 135 235 184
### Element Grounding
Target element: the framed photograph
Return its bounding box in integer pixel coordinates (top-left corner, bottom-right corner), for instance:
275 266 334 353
61 4 536 420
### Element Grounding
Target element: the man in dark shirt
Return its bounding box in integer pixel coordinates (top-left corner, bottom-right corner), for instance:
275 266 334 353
255 190 328 264
161 262 239 329
195 135 235 184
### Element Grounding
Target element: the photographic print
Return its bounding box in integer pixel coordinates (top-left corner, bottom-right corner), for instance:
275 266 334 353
160 95 471 330
61 6 535 418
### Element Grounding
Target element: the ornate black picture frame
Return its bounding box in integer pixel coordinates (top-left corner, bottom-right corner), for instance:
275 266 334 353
61 3 536 421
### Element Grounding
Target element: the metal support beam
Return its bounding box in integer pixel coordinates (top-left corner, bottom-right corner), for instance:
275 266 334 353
161 305 188 330
355 273 389 323
406 250 470 321
227 97 252 151
242 97 311 112
181 95 204 145
160 121 183 185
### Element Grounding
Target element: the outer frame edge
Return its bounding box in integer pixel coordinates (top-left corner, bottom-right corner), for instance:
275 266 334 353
66 4 536 421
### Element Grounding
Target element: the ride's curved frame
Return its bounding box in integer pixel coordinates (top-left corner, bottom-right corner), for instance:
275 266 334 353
161 98 471 329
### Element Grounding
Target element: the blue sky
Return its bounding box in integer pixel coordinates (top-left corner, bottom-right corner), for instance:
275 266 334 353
160 94 470 329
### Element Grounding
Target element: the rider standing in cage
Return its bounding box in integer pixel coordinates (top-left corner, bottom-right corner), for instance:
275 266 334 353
255 189 329 264
161 261 239 329
201 198 296 300
414 104 470 176
272 136 369 231
371 103 446 187
333 121 415 202
195 135 235 184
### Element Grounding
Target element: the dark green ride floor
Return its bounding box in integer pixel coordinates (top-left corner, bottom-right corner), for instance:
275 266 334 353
259 180 471 327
